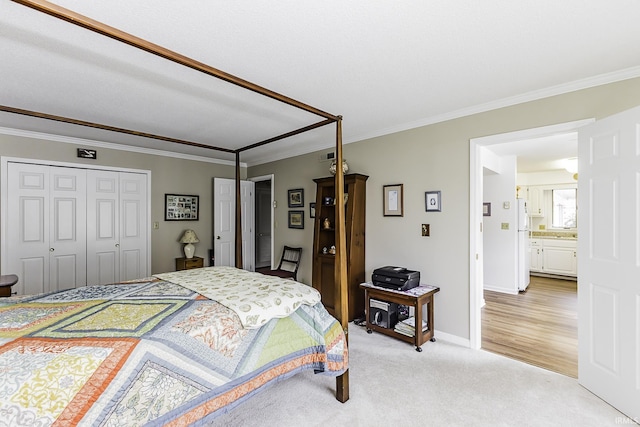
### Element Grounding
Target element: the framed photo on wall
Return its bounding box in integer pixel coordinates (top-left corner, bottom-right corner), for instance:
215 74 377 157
483 202 491 216
165 194 199 220
383 184 403 216
288 188 304 207
288 210 304 229
425 191 441 212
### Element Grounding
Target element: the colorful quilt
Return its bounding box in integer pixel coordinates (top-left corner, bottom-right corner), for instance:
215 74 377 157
0 273 347 426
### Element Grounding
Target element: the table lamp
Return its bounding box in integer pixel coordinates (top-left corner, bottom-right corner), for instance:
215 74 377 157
179 229 199 259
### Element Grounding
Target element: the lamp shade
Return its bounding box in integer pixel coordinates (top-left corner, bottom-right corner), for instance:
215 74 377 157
179 229 200 244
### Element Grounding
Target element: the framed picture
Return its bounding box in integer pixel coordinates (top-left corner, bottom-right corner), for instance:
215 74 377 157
165 194 199 220
288 188 304 208
288 210 304 229
309 202 316 218
425 191 441 212
383 184 403 217
483 202 492 216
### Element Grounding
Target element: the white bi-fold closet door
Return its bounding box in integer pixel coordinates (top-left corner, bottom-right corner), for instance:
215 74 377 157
4 160 149 295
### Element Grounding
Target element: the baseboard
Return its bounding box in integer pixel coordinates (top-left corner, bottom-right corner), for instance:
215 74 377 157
483 284 519 295
434 329 470 348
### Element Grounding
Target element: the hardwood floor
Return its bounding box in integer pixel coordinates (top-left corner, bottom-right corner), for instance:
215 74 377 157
481 275 577 378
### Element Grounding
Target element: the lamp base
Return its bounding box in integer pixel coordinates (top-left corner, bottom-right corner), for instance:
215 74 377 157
183 243 195 259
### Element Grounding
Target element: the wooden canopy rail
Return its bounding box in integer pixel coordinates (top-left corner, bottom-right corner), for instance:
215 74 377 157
9 0 350 402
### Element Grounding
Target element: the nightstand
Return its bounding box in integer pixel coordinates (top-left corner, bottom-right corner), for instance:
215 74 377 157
176 256 204 271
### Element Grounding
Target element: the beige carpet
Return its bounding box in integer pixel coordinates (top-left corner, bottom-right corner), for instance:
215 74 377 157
207 324 628 426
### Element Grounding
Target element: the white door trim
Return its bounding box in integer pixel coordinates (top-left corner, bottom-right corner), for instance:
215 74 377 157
1 156 151 279
468 119 594 349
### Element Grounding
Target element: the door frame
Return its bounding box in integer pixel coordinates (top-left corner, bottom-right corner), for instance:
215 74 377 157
468 119 594 349
249 174 275 268
1 156 152 279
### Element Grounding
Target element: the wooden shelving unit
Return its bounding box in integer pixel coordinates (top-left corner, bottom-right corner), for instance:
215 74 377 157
312 173 368 321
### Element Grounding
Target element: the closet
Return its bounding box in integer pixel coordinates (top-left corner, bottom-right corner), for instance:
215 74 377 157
3 160 149 295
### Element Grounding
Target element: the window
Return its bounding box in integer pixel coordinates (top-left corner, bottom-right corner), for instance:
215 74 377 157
552 188 577 228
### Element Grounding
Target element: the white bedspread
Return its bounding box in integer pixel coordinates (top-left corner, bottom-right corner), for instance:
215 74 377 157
154 266 321 328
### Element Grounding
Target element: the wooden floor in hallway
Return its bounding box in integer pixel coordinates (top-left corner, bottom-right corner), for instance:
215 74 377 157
481 275 577 378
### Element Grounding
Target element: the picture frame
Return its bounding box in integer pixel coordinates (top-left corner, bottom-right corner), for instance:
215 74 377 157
288 188 304 208
383 184 404 217
309 202 316 218
288 210 304 229
425 191 441 212
165 194 199 221
483 202 492 216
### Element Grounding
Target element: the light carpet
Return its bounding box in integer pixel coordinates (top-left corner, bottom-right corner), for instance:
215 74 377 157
207 324 628 426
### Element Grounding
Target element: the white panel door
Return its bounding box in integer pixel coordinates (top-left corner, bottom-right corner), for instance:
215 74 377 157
119 172 148 281
213 178 235 266
49 166 86 291
6 163 86 294
87 170 120 285
6 162 50 295
578 105 640 420
213 178 254 269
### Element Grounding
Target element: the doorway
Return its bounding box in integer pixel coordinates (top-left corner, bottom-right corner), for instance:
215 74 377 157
251 175 274 270
468 119 593 350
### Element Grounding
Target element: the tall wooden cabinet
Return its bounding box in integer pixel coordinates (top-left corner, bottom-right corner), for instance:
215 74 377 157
312 173 368 321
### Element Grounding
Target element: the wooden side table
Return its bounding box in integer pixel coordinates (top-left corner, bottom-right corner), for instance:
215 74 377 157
0 274 18 297
176 256 204 271
360 282 440 352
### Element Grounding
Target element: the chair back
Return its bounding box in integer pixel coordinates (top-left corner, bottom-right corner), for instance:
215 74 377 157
277 246 302 278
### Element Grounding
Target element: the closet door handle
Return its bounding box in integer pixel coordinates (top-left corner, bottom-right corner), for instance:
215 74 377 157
115 243 120 248
50 248 54 252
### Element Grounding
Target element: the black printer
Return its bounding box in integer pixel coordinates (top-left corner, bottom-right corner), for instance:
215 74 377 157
372 266 420 291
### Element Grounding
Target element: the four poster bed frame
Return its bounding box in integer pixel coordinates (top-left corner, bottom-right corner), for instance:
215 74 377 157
2 0 350 403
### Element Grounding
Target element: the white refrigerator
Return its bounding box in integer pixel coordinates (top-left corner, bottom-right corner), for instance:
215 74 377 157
517 198 531 291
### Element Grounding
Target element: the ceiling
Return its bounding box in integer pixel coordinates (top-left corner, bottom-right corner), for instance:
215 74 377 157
2 0 640 167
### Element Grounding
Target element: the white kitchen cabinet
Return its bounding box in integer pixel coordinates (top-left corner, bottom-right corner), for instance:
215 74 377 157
530 239 543 272
527 186 544 217
529 238 577 277
542 239 577 276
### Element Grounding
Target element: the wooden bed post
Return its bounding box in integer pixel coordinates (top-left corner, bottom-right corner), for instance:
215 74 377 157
334 117 349 402
235 151 243 269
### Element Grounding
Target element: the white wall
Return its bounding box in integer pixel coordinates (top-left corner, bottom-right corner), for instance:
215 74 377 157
483 155 519 294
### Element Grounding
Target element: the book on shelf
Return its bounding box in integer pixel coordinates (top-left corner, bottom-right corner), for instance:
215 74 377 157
393 316 428 337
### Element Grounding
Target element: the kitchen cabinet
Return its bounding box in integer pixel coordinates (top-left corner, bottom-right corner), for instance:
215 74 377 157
530 239 543 272
542 239 577 276
529 238 577 277
526 186 544 217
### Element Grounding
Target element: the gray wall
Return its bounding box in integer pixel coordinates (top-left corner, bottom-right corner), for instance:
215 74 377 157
0 133 236 274
249 76 640 342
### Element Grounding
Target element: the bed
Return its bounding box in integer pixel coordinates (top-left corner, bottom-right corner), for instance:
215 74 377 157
0 266 347 425
2 0 351 419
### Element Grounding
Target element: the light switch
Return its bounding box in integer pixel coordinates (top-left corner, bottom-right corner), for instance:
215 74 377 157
501 222 509 230
153 221 159 229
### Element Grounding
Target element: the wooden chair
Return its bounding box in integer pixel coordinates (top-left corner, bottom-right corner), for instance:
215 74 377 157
262 246 302 280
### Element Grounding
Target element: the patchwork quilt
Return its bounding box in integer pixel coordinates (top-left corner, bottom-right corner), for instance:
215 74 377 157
0 274 347 426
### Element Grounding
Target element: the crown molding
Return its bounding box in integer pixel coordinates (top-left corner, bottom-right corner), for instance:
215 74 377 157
347 66 640 145
0 126 244 167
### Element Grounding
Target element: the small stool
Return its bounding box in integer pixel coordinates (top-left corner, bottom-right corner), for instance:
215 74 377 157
0 274 18 297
